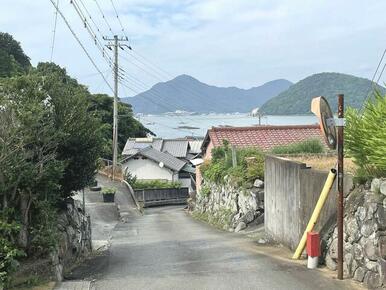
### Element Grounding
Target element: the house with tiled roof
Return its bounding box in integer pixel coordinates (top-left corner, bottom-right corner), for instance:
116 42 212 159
122 137 203 161
121 147 196 192
201 125 326 160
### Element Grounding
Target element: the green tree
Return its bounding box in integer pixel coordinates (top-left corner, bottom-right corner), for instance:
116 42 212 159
0 74 64 251
34 62 104 196
0 32 31 77
88 93 153 158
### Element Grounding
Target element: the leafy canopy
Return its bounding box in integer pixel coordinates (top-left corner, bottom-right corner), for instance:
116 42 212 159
0 32 31 77
88 94 153 159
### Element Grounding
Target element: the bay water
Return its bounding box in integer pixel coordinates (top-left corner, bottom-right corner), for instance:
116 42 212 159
138 113 318 138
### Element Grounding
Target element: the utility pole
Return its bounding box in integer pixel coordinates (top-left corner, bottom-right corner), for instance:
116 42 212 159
337 94 345 280
104 35 129 180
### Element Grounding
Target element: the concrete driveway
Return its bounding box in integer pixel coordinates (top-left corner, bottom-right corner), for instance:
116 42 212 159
92 206 359 290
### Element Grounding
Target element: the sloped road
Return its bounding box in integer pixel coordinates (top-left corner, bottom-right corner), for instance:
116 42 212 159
93 206 359 290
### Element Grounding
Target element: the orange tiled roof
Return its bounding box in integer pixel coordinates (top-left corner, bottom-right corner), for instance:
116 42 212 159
203 125 326 152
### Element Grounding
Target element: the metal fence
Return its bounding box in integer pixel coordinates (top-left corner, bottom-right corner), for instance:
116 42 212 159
134 187 189 208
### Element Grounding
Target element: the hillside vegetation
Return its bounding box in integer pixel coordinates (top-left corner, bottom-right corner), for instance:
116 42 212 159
260 72 386 115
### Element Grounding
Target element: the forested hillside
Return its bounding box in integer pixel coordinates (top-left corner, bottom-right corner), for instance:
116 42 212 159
260 72 386 114
123 74 292 113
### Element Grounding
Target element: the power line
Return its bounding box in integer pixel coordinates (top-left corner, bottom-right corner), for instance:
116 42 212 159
78 0 105 40
361 48 386 110
49 0 113 92
375 61 386 84
109 0 128 39
71 0 114 68
94 0 114 33
121 50 228 110
371 49 386 85
50 0 60 61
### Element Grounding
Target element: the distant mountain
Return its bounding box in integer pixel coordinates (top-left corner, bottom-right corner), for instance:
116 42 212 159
260 72 386 115
122 74 292 114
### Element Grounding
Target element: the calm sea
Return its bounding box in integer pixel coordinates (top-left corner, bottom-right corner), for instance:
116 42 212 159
138 113 318 138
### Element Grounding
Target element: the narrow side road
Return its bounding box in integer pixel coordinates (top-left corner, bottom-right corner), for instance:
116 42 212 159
92 206 358 290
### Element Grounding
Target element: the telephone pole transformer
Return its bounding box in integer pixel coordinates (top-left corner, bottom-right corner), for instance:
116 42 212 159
104 35 129 180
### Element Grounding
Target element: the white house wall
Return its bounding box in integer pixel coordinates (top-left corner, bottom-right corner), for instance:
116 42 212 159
123 158 173 181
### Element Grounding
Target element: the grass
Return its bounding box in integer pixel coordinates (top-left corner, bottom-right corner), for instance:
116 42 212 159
271 139 324 154
286 155 357 174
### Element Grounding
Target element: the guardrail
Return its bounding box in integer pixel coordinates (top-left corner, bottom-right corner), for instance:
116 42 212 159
134 187 189 208
121 180 142 212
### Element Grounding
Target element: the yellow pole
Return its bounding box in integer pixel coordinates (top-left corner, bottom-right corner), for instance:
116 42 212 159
292 168 337 259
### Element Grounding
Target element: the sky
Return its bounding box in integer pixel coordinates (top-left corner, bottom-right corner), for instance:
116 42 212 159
1 0 385 97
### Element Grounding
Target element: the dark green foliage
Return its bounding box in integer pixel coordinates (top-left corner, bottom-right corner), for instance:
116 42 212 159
0 32 30 77
0 61 104 283
271 139 324 154
200 146 264 187
132 180 181 190
88 93 153 159
345 92 386 178
0 210 25 288
29 201 59 256
260 72 386 115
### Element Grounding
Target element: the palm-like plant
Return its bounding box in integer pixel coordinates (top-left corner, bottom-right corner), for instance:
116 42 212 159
345 91 386 178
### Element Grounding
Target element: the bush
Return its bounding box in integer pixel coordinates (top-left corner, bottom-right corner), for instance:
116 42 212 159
132 180 181 190
200 146 265 187
346 92 386 178
271 139 324 155
102 187 116 195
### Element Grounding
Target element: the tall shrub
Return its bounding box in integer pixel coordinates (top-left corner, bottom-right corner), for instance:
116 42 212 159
345 92 386 178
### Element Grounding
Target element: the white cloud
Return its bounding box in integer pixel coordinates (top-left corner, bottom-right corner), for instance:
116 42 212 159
0 0 385 94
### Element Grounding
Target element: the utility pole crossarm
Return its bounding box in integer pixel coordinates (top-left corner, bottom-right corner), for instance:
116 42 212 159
104 35 128 180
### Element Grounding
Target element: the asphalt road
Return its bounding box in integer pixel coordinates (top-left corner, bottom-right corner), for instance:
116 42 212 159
92 206 357 290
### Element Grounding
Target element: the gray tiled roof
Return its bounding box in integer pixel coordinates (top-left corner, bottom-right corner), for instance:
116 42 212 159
122 138 156 155
140 147 186 171
161 140 189 158
122 138 190 158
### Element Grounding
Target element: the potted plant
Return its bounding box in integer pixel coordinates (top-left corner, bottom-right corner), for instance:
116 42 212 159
102 187 116 203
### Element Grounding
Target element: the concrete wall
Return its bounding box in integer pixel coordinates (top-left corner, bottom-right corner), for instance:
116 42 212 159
265 155 352 250
203 141 214 160
180 177 193 192
123 157 174 181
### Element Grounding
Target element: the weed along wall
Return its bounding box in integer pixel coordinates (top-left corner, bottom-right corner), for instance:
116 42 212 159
264 155 353 250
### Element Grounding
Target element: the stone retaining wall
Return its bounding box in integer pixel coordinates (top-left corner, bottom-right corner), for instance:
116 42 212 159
52 198 92 281
192 178 264 231
324 178 386 289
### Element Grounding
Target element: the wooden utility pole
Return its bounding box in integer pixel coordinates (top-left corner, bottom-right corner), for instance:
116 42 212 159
104 35 128 180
